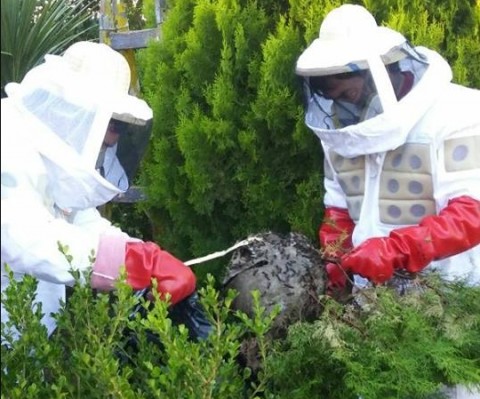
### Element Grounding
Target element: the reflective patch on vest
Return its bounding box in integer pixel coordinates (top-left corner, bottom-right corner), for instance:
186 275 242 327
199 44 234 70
444 135 480 172
329 151 365 221
380 143 435 225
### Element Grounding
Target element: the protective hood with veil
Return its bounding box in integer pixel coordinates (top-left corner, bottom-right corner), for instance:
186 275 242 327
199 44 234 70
4 41 153 211
296 4 452 158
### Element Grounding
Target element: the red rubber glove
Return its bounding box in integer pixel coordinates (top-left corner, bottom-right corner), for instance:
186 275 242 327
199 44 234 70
319 207 355 292
341 196 480 284
125 242 196 305
319 207 355 258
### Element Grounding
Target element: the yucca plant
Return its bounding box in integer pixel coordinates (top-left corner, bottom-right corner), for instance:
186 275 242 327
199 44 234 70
1 0 98 96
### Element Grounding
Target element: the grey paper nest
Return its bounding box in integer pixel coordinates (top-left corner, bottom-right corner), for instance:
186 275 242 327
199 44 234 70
222 231 327 337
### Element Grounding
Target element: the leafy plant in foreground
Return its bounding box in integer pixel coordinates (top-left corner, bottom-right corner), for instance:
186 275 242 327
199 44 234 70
266 273 480 399
1 266 278 399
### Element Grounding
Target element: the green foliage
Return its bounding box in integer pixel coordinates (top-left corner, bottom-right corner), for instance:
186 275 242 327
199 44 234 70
1 267 278 398
0 0 98 96
134 277 281 398
107 202 154 241
142 0 159 28
124 0 147 30
361 0 479 87
1 269 55 398
266 275 480 398
3 267 479 398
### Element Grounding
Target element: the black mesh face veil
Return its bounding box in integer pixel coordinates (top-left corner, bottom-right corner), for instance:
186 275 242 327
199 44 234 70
108 118 129 136
308 70 370 98
95 118 152 195
115 118 152 182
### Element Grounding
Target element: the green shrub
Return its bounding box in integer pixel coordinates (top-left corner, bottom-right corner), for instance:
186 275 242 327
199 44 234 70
266 274 480 399
1 267 279 399
137 0 324 281
3 267 479 398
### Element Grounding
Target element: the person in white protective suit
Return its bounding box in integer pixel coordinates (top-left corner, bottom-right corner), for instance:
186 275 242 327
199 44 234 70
296 5 480 399
1 42 199 341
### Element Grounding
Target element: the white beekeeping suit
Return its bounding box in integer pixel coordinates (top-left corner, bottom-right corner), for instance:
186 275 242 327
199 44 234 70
1 42 197 341
296 5 480 399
